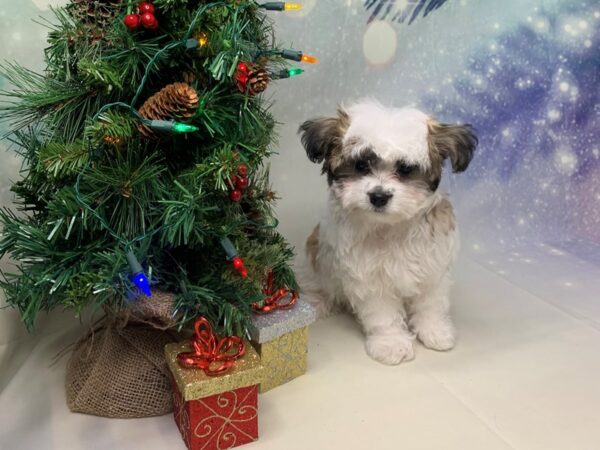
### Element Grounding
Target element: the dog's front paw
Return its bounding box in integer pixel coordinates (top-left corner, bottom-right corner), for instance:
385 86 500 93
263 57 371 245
414 317 456 351
365 334 415 365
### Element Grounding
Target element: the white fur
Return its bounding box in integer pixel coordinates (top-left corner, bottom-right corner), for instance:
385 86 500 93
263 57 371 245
345 101 431 169
299 101 460 365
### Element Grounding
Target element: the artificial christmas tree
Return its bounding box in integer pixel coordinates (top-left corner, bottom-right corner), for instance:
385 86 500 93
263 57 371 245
0 0 311 417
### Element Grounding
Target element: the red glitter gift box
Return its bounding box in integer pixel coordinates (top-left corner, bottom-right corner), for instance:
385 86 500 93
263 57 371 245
165 340 264 450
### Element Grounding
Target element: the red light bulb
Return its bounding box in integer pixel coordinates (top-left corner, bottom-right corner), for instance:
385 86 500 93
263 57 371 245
231 256 248 277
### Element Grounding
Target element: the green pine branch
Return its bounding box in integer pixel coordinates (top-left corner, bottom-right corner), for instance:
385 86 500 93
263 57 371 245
38 140 89 180
78 148 168 239
0 62 102 141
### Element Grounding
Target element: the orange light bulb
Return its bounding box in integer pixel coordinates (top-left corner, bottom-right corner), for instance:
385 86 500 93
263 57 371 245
198 32 208 47
301 53 319 64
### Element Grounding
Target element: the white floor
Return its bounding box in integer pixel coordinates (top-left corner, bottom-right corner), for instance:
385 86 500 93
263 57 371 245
1 256 600 450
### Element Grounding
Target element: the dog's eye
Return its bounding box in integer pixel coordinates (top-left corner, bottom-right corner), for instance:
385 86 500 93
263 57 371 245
355 159 370 174
397 162 416 176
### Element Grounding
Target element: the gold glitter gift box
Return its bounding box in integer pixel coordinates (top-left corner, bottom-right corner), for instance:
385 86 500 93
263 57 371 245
165 341 263 450
248 298 317 392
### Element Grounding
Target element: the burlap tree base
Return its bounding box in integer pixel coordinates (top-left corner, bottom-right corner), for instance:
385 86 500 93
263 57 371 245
65 290 181 418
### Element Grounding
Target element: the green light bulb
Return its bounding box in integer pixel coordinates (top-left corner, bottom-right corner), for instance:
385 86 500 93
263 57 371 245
172 122 199 133
288 67 304 77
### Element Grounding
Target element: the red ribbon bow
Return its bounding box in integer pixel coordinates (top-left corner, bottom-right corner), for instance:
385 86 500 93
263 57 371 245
252 271 298 314
177 317 245 377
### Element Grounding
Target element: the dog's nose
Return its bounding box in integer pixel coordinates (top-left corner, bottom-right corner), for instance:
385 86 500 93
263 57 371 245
369 191 392 208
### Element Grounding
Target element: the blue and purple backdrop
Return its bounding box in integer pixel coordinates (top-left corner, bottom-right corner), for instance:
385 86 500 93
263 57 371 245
268 0 600 313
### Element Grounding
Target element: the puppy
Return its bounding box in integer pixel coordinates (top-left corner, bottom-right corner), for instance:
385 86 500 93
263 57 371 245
297 100 477 365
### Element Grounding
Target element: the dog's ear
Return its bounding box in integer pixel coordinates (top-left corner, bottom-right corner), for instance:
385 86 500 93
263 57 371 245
428 121 478 173
298 107 349 164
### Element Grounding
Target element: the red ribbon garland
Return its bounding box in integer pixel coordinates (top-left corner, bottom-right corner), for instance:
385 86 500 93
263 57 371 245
252 271 298 314
177 317 245 377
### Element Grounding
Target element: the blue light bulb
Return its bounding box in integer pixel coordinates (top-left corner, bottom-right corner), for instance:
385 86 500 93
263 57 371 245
126 250 152 297
133 272 152 297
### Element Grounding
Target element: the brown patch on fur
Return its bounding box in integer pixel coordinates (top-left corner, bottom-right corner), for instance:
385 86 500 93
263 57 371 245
425 122 445 190
298 107 350 185
306 224 320 271
328 146 381 184
329 135 359 173
426 198 456 236
427 120 478 189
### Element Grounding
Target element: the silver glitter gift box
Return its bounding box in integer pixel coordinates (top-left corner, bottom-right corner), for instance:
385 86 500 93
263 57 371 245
248 298 317 392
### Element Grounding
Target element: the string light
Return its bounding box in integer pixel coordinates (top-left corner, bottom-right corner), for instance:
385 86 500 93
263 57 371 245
185 33 208 48
220 238 248 277
287 67 304 77
198 31 209 47
269 67 304 79
284 2 303 10
259 2 303 11
300 54 318 64
147 119 199 134
172 122 200 133
126 250 152 296
279 49 318 64
186 38 200 49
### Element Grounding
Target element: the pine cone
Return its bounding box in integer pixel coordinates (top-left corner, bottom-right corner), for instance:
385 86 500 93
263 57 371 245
103 135 124 147
69 0 123 29
247 67 269 96
138 82 199 139
182 71 196 85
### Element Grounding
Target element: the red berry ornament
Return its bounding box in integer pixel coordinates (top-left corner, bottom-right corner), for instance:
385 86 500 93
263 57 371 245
147 18 159 30
235 176 249 190
238 164 248 177
140 12 157 29
228 175 240 190
227 163 250 201
124 14 141 30
229 189 242 202
138 1 155 14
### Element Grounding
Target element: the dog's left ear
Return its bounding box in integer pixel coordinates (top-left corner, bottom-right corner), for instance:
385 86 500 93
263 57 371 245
298 107 349 165
428 121 478 173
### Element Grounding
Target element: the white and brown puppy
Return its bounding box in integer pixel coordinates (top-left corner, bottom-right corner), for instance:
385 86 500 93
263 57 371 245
298 100 477 365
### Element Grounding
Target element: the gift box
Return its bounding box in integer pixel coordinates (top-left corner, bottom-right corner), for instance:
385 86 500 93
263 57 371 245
248 298 317 392
165 340 263 450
